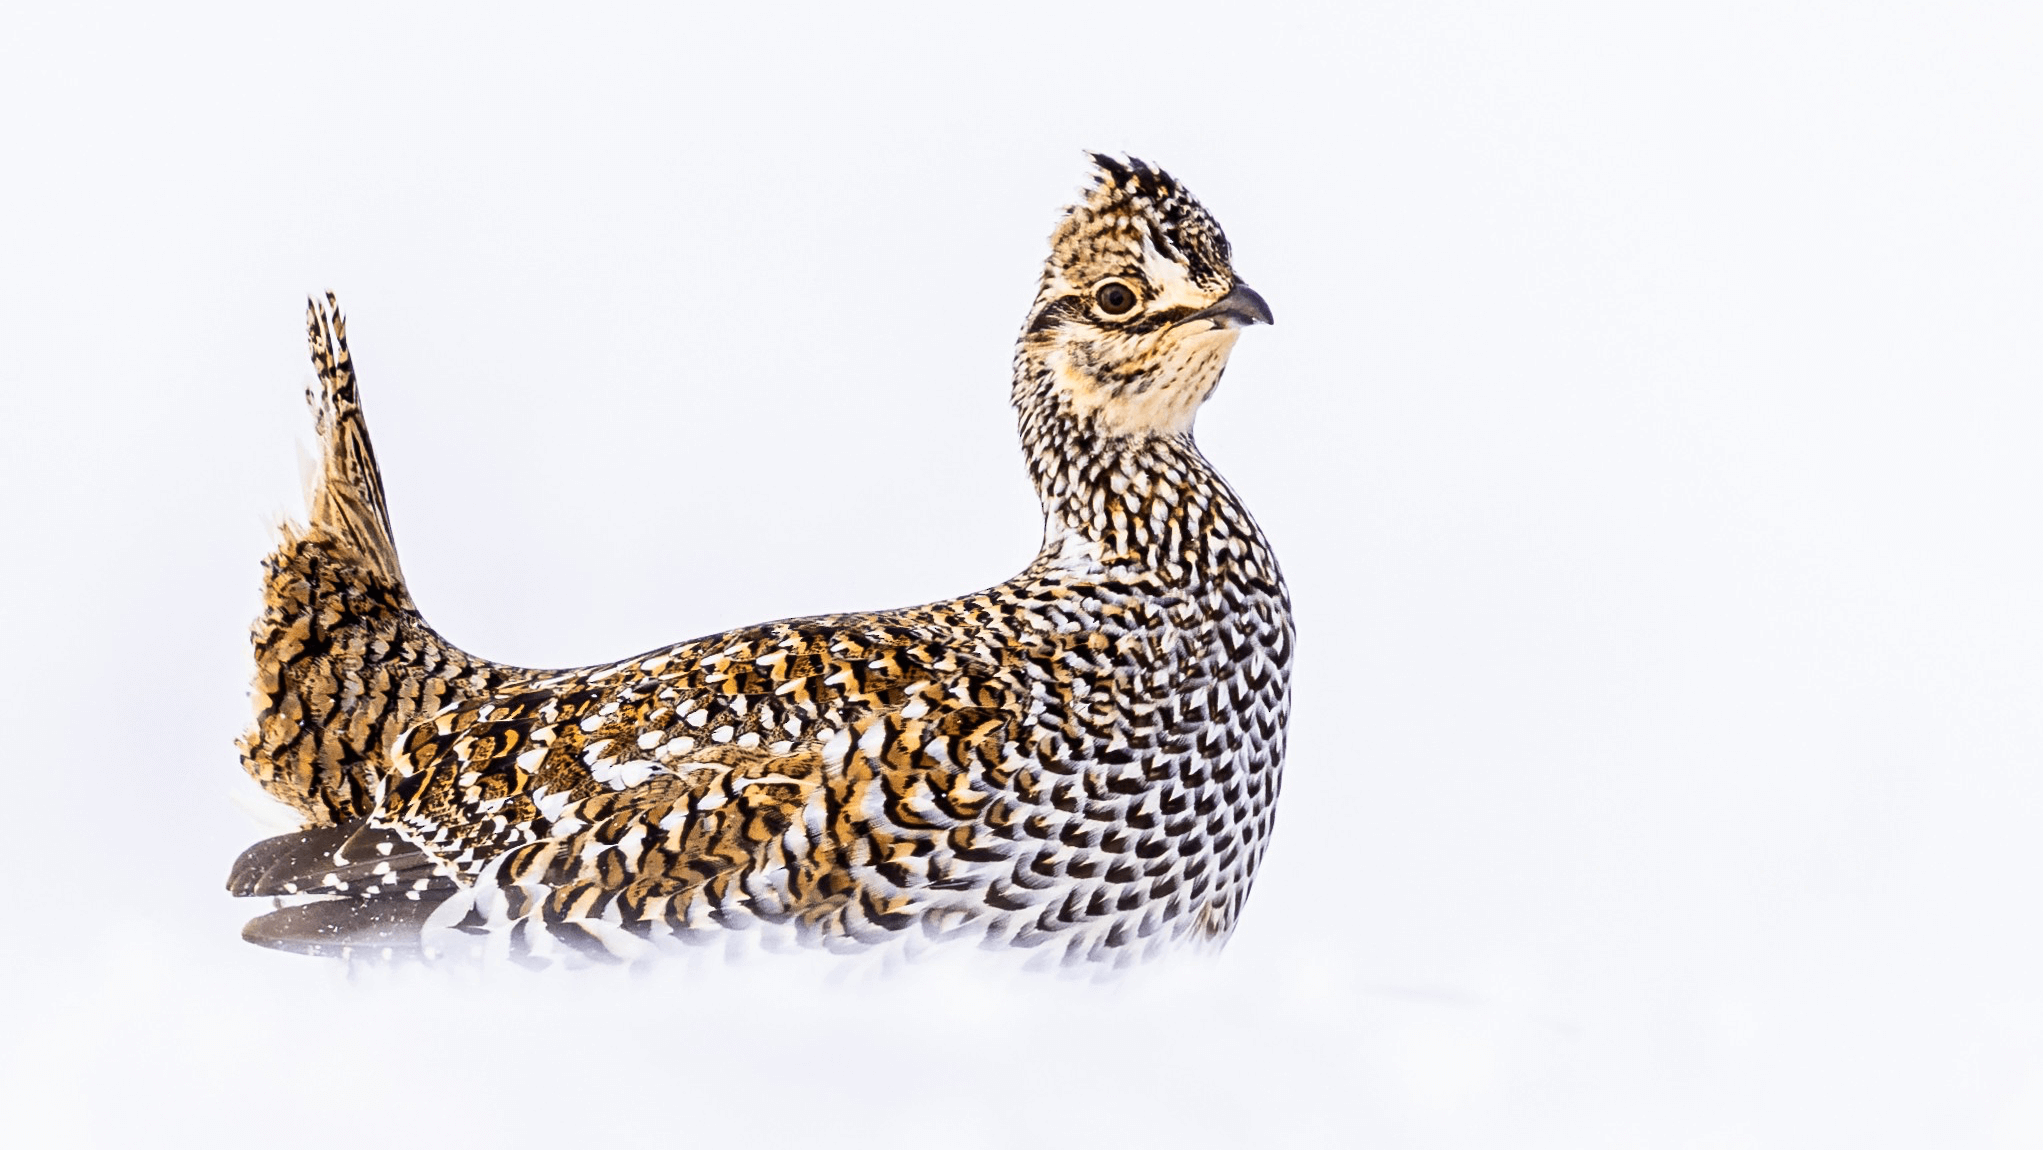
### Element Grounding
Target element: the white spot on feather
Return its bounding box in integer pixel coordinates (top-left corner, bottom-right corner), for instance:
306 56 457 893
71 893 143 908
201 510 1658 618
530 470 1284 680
531 786 573 822
591 758 660 789
822 728 852 763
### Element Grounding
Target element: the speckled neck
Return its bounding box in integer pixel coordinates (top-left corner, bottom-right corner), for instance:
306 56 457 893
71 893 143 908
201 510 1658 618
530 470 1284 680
1013 362 1281 598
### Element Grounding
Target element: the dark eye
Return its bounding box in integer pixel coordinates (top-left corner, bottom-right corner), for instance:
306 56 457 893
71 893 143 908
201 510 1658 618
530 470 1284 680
1094 281 1138 316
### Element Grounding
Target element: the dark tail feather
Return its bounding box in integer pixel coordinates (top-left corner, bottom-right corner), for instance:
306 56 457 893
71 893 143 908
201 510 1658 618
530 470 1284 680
231 818 457 958
240 897 445 958
228 819 458 899
226 823 356 896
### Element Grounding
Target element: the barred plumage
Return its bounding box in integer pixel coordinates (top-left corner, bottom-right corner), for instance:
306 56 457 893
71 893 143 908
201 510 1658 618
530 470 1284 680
229 156 1293 968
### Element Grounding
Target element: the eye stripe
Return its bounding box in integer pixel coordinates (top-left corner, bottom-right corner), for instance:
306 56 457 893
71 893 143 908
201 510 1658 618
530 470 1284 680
1115 307 1203 336
1029 296 1209 337
1026 296 1085 334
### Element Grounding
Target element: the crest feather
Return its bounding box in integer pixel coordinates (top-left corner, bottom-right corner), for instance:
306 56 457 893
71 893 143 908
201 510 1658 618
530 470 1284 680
1056 154 1233 288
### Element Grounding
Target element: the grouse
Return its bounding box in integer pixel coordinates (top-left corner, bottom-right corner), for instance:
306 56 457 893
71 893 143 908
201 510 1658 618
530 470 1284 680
229 156 1292 969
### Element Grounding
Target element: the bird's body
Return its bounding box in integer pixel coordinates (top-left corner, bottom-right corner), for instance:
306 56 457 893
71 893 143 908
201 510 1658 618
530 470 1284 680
231 157 1292 967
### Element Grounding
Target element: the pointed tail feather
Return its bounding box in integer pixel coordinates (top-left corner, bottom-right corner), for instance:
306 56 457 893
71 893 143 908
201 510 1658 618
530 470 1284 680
304 293 403 587
237 295 511 827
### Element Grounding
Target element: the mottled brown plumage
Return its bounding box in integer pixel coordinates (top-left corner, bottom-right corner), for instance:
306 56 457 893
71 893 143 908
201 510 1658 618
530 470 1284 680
235 306 511 827
230 157 1292 968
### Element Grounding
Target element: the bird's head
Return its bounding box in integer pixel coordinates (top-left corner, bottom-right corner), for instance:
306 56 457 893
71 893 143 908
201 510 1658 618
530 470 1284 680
1016 155 1272 440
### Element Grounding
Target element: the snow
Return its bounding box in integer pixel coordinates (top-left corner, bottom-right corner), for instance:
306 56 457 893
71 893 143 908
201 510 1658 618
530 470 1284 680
2 3 2040 1146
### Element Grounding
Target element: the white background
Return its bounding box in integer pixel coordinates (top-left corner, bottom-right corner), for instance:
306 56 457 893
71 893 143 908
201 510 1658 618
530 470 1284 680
2 3 2039 1146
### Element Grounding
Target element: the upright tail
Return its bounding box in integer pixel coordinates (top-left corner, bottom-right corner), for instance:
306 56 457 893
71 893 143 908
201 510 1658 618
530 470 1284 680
304 293 404 590
237 295 505 827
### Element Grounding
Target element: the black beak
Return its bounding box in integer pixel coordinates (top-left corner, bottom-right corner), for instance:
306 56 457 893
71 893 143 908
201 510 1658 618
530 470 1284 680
1183 281 1274 328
